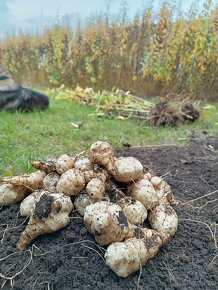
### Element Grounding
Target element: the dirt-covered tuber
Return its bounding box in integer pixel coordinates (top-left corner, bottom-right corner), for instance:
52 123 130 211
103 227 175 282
31 159 56 173
74 156 93 171
55 154 75 175
89 141 116 173
86 169 108 201
105 228 165 277
112 157 143 182
74 191 93 216
150 176 178 205
148 203 178 236
86 178 105 201
128 178 158 209
0 183 30 206
56 169 86 196
117 197 147 225
43 172 60 192
17 191 73 250
20 191 40 216
89 141 143 182
2 170 46 190
84 201 135 245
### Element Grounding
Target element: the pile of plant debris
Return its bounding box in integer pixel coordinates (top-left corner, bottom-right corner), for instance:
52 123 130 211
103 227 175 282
52 86 153 119
147 101 200 127
51 86 200 127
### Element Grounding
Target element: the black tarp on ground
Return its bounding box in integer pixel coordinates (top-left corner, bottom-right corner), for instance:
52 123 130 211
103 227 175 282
0 65 49 111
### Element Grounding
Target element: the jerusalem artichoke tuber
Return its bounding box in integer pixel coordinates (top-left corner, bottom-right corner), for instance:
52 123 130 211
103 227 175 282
56 169 86 196
17 191 73 250
86 168 108 201
117 197 147 225
55 154 75 175
0 183 30 206
31 159 56 173
112 157 143 182
43 172 60 192
89 141 116 174
148 202 178 236
90 141 143 182
150 176 178 205
74 192 93 216
86 177 105 201
2 170 46 190
74 156 93 171
128 178 158 209
84 201 135 245
20 191 40 216
105 228 165 277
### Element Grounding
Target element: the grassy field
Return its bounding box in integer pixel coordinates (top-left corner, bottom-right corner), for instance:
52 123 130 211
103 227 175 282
0 96 217 176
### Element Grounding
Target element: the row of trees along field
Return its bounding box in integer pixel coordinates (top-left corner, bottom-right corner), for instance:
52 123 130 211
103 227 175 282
0 1 217 99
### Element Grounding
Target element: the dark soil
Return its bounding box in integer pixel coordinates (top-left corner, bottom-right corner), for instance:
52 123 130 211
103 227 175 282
34 194 54 219
1 138 218 290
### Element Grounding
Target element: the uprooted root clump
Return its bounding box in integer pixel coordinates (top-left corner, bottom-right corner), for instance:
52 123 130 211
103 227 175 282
147 101 200 127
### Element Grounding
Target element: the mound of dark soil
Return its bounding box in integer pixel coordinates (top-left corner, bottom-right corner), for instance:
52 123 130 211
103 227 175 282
0 138 217 290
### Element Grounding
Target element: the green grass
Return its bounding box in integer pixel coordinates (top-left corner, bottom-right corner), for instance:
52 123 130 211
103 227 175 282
0 96 217 176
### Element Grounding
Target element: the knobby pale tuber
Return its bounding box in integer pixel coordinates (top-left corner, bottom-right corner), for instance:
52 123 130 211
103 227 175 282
20 191 40 216
128 178 158 209
43 172 60 192
89 141 116 174
74 156 93 171
74 191 93 216
84 201 135 245
56 169 86 196
117 197 147 225
105 181 147 225
55 154 75 175
86 168 108 201
148 202 178 236
31 159 56 173
150 176 178 206
89 141 143 182
105 228 165 277
112 157 143 182
17 191 73 250
74 191 110 216
0 183 30 206
2 170 46 190
86 177 105 201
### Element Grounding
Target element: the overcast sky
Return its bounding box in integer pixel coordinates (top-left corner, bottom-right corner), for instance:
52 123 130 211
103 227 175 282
0 0 215 38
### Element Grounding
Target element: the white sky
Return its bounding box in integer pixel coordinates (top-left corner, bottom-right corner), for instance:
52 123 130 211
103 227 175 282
0 0 216 38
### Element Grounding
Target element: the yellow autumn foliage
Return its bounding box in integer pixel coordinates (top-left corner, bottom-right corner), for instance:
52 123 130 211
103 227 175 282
0 1 217 99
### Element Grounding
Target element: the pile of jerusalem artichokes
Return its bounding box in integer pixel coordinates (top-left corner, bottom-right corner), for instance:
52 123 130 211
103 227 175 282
0 141 178 277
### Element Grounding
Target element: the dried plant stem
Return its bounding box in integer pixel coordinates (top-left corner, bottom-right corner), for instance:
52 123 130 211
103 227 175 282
0 217 28 235
181 190 218 205
136 262 142 290
81 244 106 263
0 249 33 288
32 239 106 257
180 218 217 249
